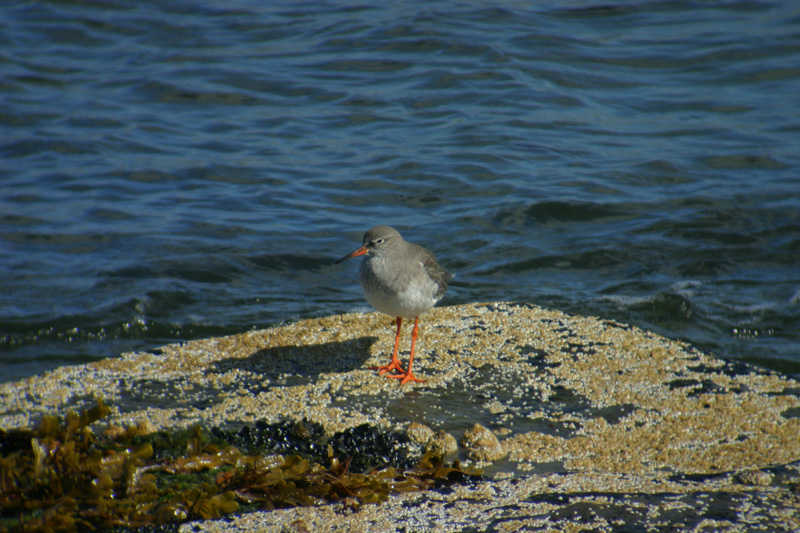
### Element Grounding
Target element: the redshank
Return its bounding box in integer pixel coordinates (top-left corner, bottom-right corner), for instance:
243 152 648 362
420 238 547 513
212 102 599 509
335 225 453 385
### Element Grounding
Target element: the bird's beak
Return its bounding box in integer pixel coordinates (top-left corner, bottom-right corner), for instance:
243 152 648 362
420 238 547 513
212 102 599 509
335 245 368 265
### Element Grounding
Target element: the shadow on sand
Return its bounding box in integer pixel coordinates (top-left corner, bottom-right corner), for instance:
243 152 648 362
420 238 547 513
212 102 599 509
210 336 379 384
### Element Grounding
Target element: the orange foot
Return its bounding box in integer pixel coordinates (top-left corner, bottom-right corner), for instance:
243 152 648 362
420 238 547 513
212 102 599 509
370 360 405 375
386 372 426 386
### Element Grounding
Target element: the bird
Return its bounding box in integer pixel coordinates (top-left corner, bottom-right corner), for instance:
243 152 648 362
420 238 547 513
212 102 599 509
335 225 453 385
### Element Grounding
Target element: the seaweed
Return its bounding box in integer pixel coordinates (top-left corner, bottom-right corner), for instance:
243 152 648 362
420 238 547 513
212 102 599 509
211 419 415 473
0 400 482 532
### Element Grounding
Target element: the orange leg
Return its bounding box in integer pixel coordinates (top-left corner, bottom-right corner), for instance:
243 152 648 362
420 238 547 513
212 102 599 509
387 316 426 385
370 317 406 375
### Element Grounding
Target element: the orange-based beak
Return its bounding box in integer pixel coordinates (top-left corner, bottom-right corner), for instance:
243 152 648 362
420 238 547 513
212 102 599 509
335 245 368 265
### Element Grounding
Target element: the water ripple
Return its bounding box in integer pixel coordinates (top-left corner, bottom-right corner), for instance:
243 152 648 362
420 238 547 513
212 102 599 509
2 0 799 381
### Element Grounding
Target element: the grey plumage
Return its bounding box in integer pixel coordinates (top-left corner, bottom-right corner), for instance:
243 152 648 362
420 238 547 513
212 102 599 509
335 225 453 384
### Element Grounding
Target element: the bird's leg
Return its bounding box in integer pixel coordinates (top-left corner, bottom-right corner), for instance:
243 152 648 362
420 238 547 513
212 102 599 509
371 317 406 375
388 316 425 385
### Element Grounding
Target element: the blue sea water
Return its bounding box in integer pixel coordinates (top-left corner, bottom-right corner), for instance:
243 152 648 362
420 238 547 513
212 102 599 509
1 0 799 383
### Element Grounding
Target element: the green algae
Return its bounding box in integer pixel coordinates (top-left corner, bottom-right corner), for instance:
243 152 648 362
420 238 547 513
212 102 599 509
0 400 481 532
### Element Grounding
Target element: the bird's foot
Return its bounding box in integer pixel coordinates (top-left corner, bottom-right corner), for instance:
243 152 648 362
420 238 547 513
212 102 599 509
386 372 426 386
370 360 406 375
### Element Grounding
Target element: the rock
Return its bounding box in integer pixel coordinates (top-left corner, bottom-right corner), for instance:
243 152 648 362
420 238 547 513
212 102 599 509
461 423 506 462
736 470 773 486
406 422 435 446
406 422 458 457
429 430 459 456
3 301 800 531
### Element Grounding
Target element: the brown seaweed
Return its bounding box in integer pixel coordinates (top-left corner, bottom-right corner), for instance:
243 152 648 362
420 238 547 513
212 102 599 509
0 400 481 532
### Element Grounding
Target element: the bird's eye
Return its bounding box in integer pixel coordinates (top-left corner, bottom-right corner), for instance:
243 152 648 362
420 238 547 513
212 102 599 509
375 238 384 244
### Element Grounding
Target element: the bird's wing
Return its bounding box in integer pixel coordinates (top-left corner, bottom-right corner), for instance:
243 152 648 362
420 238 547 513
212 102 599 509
413 244 453 300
